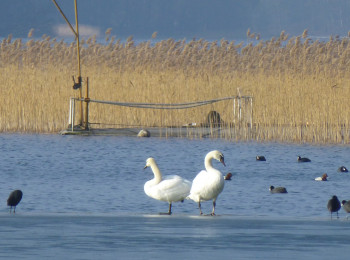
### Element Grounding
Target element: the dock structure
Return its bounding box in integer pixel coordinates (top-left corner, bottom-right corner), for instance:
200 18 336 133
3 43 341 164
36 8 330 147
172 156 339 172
53 1 254 138
61 95 253 137
60 126 224 138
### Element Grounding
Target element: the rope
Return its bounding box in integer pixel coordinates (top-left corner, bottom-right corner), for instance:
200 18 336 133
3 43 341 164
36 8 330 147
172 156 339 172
76 96 252 110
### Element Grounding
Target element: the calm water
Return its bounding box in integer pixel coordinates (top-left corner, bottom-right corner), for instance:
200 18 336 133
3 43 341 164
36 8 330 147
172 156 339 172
0 134 350 259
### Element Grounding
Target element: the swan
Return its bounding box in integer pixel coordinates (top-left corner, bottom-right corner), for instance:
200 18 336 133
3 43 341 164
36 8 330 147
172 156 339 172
143 157 191 215
188 150 225 215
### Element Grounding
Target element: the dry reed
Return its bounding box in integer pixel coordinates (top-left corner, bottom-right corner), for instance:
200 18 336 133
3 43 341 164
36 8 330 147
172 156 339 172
1 30 350 143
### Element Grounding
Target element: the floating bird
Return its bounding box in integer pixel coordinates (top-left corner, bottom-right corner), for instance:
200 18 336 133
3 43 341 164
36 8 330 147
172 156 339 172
341 200 350 218
137 129 150 137
224 173 232 181
7 190 23 213
315 173 328 181
338 166 348 172
143 157 191 215
269 186 287 194
327 195 341 219
188 150 225 216
256 156 266 161
297 156 311 162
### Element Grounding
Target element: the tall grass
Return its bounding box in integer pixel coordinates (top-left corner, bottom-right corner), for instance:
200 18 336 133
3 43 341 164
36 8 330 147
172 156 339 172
1 30 350 143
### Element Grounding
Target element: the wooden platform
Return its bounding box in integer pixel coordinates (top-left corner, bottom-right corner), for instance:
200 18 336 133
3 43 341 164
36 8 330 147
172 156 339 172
59 126 225 138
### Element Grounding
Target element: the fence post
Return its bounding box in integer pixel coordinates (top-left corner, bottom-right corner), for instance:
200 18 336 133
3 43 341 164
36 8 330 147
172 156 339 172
84 77 90 130
68 98 72 127
233 98 236 124
250 97 253 127
71 98 75 132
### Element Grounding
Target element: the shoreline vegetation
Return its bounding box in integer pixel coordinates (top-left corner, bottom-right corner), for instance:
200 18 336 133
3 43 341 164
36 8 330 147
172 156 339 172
1 29 350 144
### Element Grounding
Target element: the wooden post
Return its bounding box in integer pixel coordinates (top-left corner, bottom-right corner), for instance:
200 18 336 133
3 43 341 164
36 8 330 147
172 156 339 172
250 97 253 127
84 77 90 130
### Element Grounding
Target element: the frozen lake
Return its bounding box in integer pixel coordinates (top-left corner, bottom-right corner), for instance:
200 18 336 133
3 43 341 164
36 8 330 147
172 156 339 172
0 134 350 259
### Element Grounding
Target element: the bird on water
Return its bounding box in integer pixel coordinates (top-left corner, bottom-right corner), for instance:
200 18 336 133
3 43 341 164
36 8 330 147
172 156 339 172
188 150 226 216
143 157 191 215
297 156 311 162
327 195 341 219
256 156 266 161
315 173 328 181
269 186 288 194
224 172 232 181
338 166 348 172
7 190 23 213
341 200 350 219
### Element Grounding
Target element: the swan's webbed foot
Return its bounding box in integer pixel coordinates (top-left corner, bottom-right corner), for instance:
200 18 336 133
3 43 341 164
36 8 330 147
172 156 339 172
159 212 172 215
159 203 172 215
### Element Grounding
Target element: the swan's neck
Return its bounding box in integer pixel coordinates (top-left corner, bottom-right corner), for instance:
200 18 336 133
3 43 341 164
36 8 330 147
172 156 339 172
150 161 162 184
204 154 215 171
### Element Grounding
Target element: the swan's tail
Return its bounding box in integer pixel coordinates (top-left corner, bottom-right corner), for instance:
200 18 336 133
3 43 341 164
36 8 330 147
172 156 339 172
186 193 198 202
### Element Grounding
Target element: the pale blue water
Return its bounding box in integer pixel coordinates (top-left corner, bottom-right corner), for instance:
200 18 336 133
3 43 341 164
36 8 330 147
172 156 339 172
0 134 350 259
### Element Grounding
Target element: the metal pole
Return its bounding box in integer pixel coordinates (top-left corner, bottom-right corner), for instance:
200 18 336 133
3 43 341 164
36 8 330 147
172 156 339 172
74 0 83 126
239 97 242 122
233 98 236 124
72 98 75 132
51 0 77 38
68 98 72 127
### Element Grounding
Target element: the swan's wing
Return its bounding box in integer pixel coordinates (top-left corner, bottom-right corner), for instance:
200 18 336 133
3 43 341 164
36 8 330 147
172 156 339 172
189 170 224 202
188 170 209 201
150 175 191 202
190 171 208 190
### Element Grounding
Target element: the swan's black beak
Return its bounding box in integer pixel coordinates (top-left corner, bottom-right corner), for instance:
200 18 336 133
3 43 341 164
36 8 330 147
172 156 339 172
220 156 226 167
144 165 148 170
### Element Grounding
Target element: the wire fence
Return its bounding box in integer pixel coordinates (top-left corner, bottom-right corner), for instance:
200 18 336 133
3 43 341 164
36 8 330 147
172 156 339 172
67 96 253 131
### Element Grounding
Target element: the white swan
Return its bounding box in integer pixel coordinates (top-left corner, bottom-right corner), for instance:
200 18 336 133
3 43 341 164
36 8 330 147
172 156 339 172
188 150 225 215
144 157 191 215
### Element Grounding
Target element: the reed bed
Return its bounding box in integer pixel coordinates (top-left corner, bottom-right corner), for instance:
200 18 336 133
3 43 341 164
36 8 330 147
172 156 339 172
1 30 350 143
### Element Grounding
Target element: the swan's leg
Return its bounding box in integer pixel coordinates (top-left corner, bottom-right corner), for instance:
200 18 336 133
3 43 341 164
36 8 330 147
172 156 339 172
211 200 216 216
168 203 172 215
198 202 203 215
159 203 172 215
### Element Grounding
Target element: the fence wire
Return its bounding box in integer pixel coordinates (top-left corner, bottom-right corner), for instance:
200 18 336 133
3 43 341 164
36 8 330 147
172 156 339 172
76 96 251 110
